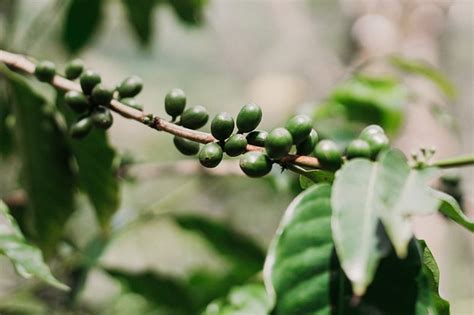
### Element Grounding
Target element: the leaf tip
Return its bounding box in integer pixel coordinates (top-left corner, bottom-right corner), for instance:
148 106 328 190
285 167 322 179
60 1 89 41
353 282 367 297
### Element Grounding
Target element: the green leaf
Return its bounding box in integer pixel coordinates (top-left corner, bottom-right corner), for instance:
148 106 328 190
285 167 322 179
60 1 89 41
433 190 474 232
333 239 430 314
330 75 407 134
299 170 334 189
0 78 14 157
106 269 194 314
7 73 75 254
202 283 272 315
62 0 104 53
0 200 68 290
264 184 333 314
331 150 440 294
416 240 450 315
166 0 207 26
390 56 456 99
57 93 120 231
122 0 156 46
173 215 265 274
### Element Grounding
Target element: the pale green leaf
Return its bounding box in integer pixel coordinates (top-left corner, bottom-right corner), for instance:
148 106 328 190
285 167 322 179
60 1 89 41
202 283 272 315
332 158 390 295
0 201 68 291
264 183 333 314
332 150 440 294
433 190 474 232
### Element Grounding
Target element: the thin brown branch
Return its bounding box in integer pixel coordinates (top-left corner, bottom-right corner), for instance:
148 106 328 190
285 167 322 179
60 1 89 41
0 49 320 169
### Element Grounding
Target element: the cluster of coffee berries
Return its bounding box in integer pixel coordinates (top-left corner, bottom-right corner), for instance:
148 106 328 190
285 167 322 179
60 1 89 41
165 87 391 177
34 60 144 139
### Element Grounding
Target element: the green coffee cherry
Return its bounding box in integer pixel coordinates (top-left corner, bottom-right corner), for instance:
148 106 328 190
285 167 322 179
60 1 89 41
360 124 384 141
199 143 223 168
34 60 56 82
65 59 84 80
366 133 389 159
224 134 247 157
173 136 200 156
117 75 143 98
91 84 114 105
246 130 268 147
236 104 262 133
64 90 90 113
314 140 342 167
211 112 234 141
181 105 209 129
164 88 186 118
296 129 318 155
70 117 93 139
346 139 371 159
265 128 293 159
239 151 272 178
80 70 101 95
285 114 313 144
91 106 113 129
121 98 143 111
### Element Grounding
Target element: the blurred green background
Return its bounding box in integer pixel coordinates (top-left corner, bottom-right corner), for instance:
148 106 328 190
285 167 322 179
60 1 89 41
0 0 472 314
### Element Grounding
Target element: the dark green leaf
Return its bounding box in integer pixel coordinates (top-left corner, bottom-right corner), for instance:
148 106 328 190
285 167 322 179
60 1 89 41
333 239 426 315
122 0 156 46
0 78 14 156
264 183 333 314
202 283 272 315
173 215 265 274
299 170 334 189
390 56 456 99
416 240 450 315
0 200 68 290
106 269 194 314
69 236 109 302
186 269 248 311
434 190 474 232
57 92 120 231
62 0 104 53
332 150 440 294
7 73 75 254
166 0 207 26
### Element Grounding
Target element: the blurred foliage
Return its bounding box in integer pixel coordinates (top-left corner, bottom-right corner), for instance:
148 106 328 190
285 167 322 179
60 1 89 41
62 0 104 54
6 72 76 256
0 1 469 314
313 75 407 146
0 200 68 291
57 92 120 232
0 78 14 157
62 0 207 54
390 56 456 100
202 283 272 315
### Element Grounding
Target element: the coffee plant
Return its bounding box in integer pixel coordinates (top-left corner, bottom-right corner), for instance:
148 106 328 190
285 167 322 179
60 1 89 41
0 47 472 314
0 1 473 311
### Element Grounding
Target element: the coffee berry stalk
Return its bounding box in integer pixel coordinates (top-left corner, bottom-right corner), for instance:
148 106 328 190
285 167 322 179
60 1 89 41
30 56 394 178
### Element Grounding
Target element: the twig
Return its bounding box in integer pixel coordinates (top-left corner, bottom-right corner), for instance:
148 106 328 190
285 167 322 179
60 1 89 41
431 155 474 169
0 49 321 170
